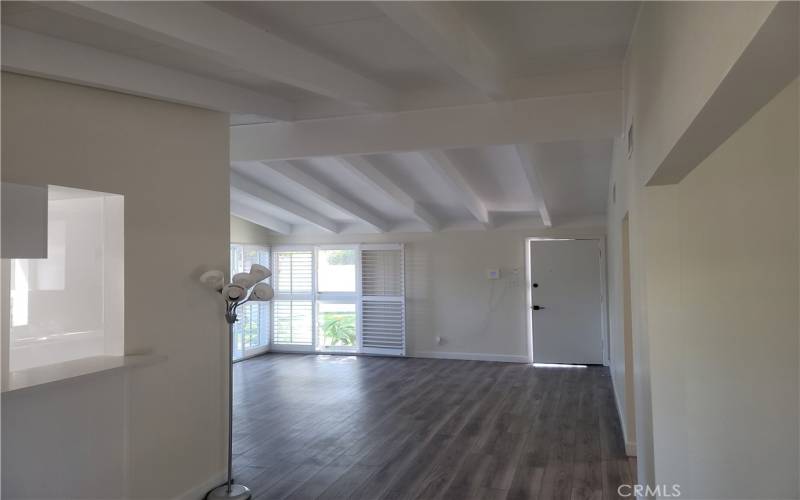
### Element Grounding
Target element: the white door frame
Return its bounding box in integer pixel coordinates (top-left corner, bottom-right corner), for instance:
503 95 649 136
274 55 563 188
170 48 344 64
524 237 609 365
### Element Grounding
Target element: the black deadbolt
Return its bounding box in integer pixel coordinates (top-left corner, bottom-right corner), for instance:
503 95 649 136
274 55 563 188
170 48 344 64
533 305 542 310
533 283 539 288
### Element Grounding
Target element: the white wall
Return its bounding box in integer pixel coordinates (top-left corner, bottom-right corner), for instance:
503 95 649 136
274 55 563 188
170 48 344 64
623 1 776 185
647 79 798 500
606 138 639 456
269 223 605 362
607 2 799 496
230 215 274 246
1 73 230 499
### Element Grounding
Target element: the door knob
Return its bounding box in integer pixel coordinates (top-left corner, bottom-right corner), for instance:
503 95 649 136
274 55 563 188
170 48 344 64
533 305 545 310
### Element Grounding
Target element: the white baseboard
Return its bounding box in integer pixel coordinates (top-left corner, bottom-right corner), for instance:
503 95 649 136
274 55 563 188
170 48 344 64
173 470 225 500
269 345 314 354
412 351 529 363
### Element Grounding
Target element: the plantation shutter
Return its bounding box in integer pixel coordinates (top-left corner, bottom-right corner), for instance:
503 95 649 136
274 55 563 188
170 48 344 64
230 244 271 359
272 249 314 347
360 244 405 356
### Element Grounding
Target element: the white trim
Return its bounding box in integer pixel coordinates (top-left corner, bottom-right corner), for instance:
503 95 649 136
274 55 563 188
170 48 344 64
412 351 528 364
236 345 269 363
525 237 607 365
172 470 226 500
611 373 637 457
599 236 611 367
360 243 404 251
270 344 314 353
524 238 534 364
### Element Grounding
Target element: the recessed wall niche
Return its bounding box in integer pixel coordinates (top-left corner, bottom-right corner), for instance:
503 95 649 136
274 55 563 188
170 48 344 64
3 185 124 373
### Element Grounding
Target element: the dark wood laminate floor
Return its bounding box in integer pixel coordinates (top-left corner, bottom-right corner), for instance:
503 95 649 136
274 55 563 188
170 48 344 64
232 354 635 500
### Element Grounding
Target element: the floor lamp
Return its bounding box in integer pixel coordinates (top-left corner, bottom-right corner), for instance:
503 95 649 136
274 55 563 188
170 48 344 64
200 264 274 500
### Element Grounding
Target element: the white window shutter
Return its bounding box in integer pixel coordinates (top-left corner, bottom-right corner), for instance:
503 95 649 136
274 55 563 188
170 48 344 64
360 244 405 356
272 250 314 347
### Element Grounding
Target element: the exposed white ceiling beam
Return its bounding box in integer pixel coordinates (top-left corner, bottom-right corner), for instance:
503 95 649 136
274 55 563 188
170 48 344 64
515 145 552 227
1 26 294 121
376 2 505 96
49 1 396 111
336 156 441 232
262 161 390 233
230 171 339 233
420 151 489 227
230 200 291 235
231 90 621 161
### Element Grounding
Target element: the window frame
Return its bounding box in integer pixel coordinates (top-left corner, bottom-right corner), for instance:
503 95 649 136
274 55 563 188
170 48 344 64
230 242 271 361
271 245 316 352
314 245 361 352
269 243 405 357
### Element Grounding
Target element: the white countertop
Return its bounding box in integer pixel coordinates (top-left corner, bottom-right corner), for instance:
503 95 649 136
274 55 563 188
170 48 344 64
2 354 167 395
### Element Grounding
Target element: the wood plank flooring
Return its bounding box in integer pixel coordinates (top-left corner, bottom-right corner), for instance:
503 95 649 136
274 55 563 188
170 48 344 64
232 354 634 500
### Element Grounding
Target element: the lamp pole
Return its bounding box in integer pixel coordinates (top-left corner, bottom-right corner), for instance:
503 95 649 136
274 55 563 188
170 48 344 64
206 303 251 500
201 265 272 500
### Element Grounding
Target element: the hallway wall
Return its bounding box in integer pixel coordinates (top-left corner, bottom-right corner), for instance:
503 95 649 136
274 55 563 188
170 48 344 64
606 2 799 496
645 80 798 498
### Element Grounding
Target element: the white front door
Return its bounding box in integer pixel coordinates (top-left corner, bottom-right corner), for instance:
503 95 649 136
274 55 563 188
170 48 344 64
530 239 604 364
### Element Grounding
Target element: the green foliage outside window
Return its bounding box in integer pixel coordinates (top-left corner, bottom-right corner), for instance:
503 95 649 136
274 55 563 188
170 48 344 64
321 312 356 346
326 250 356 266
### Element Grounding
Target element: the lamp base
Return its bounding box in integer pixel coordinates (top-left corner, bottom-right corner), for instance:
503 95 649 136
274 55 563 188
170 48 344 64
205 483 251 500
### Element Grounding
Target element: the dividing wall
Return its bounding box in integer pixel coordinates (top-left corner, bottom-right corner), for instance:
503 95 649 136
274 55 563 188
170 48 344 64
1 73 230 499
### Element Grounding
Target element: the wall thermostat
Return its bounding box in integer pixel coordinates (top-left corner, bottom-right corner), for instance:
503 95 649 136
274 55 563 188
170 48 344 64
487 268 500 280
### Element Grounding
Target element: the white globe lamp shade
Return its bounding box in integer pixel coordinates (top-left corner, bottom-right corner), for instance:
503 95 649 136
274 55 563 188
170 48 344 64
250 283 274 301
199 270 225 291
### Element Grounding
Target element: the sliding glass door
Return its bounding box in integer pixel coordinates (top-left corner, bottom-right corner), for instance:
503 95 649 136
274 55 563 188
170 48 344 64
316 246 359 352
269 244 405 356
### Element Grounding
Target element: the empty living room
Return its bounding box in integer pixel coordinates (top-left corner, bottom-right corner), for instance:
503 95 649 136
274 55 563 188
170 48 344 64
1 1 798 499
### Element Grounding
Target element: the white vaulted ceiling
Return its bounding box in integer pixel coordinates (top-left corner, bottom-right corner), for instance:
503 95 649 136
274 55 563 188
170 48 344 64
1 1 638 235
